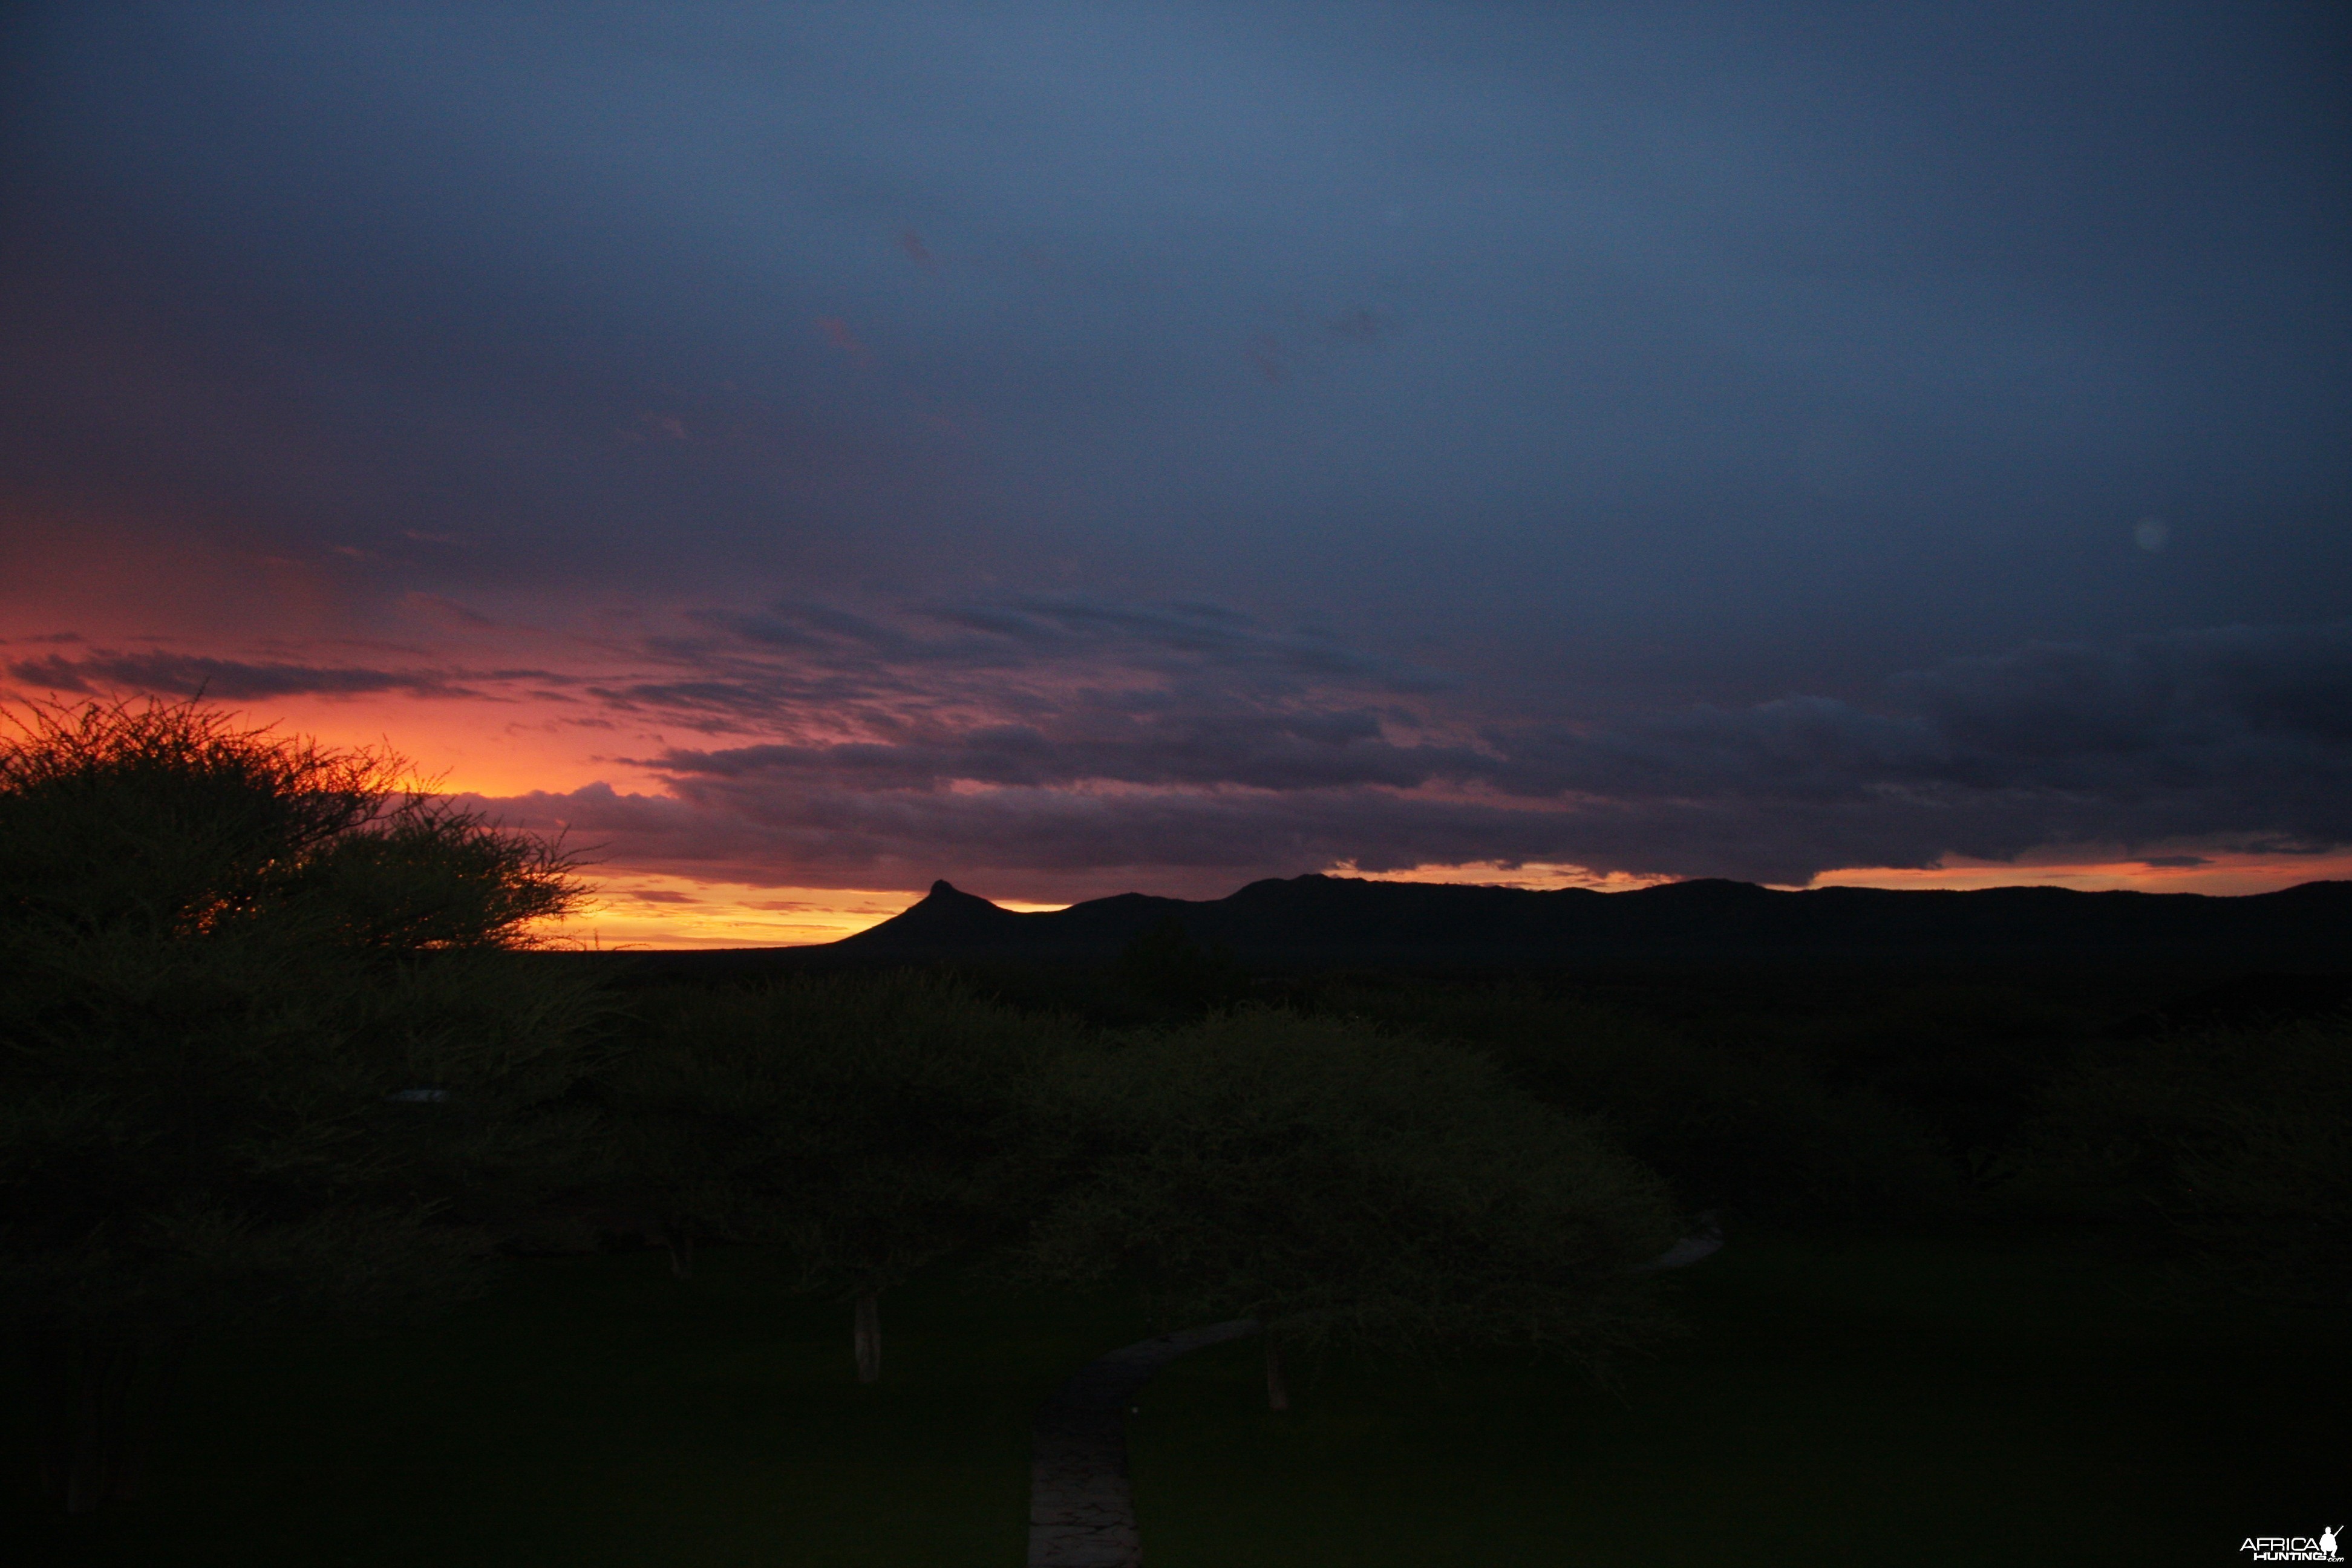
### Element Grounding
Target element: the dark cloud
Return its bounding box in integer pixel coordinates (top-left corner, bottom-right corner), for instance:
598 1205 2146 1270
644 707 1478 794
2 5 2346 898
906 596 1454 691
577 594 1458 731
1476 622 2352 877
1498 622 2352 804
1 650 563 702
4 1 2341 678
467 777 1595 900
463 618 2352 895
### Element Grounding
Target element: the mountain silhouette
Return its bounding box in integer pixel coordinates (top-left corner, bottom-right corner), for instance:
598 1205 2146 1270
801 873 2352 969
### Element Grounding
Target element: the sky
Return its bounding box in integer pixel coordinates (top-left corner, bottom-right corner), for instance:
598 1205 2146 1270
2 1 2348 946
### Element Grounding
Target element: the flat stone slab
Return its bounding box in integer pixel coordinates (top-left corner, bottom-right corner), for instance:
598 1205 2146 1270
1028 1319 1259 1568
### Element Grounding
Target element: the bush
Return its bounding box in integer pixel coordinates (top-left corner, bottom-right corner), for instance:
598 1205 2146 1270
597 973 1078 1377
0 698 604 1509
2004 1013 2351 1302
1301 982 1963 1228
1016 1008 1679 1393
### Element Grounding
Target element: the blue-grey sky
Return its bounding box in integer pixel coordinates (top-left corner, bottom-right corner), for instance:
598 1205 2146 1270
4 1 2348 915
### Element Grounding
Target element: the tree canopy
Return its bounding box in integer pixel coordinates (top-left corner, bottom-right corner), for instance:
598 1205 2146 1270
0 696 575 951
600 973 1076 1378
1015 1008 1680 1398
0 697 604 1509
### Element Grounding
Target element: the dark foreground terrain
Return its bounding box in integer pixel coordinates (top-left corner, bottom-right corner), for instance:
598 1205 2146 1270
16 864 2348 1563
15 706 2344 1560
8 1232 2337 1567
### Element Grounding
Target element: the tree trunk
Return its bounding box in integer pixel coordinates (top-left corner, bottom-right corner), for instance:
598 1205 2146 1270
27 1325 192 1512
109 1332 189 1504
1263 1334 1290 1412
853 1291 881 1384
30 1325 73 1501
663 1225 696 1281
65 1336 137 1514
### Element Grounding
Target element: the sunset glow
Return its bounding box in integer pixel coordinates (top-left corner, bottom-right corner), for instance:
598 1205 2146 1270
1805 852 2352 898
7 604 2347 948
4 7 2343 947
545 871 1074 952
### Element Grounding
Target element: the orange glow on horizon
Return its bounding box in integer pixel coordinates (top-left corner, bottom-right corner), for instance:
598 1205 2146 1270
220 697 657 800
10 567 2345 951
1345 852 2352 901
1336 860 1677 893
543 873 920 950
541 871 1070 951
1802 850 2352 897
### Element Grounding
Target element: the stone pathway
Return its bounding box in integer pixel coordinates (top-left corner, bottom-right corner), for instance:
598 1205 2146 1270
1027 1319 1260 1568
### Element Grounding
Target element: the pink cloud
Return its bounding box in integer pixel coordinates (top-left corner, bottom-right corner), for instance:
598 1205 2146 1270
896 229 937 272
815 316 871 362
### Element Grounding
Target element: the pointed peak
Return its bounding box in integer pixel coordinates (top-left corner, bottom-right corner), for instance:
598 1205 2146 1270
921 879 1002 909
832 877 1019 950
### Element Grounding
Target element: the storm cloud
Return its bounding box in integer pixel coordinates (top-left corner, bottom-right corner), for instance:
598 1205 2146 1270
5 649 567 704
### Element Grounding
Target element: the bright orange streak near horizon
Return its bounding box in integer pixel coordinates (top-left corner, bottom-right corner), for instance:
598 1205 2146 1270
549 873 921 950
1350 852 2352 902
546 871 1071 951
1804 851 2352 897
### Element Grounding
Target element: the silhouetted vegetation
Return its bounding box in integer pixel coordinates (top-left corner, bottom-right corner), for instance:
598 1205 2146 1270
1011 1008 1678 1404
7 697 2345 1548
0 699 604 1512
1107 915 1247 1018
2004 1010 2352 1302
1279 981 1964 1228
595 975 1077 1377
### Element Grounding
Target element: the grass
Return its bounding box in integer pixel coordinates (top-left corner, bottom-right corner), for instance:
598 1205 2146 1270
1131 1233 2343 1566
9 1233 2341 1566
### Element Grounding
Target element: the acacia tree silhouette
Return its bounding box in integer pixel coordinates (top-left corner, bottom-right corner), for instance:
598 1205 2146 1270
0 697 604 1512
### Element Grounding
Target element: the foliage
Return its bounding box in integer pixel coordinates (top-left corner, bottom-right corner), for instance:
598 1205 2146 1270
2003 1013 2352 1302
597 973 1076 1367
1109 916 1247 1016
1014 1008 1679 1371
0 696 575 950
0 697 604 1507
1299 981 1964 1227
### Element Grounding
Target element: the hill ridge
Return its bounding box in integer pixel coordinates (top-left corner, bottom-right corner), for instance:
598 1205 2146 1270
811 872 2352 968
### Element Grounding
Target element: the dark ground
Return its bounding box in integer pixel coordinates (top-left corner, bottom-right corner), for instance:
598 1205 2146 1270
9 1230 2340 1566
